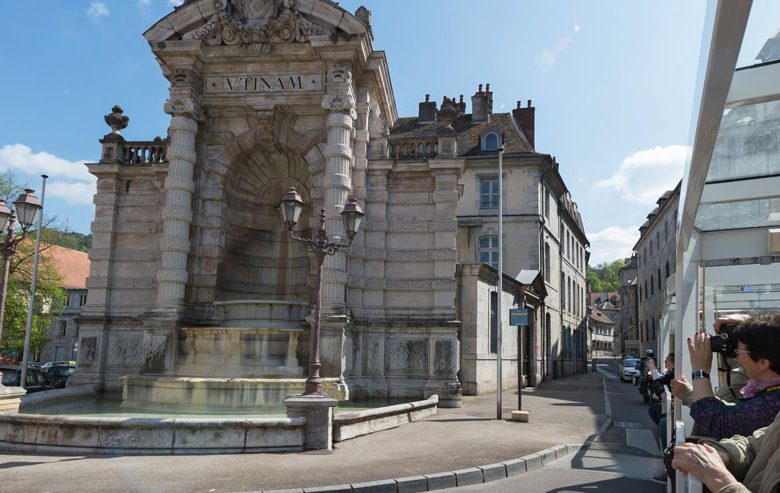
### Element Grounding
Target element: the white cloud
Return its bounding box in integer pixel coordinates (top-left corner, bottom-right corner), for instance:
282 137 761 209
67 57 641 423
588 226 640 266
86 1 109 20
596 145 690 205
46 182 96 205
169 0 185 6
0 144 96 205
0 144 93 183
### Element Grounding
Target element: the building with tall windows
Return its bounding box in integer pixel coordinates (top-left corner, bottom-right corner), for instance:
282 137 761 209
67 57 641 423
634 182 680 355
393 86 591 389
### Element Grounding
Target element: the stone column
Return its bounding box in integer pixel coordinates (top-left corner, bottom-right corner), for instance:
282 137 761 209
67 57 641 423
320 62 356 315
157 86 201 314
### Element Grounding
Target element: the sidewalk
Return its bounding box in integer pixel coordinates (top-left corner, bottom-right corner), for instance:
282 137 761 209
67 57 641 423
0 371 607 493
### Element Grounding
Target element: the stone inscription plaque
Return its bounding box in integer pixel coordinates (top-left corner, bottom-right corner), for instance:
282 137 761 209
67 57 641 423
205 74 323 94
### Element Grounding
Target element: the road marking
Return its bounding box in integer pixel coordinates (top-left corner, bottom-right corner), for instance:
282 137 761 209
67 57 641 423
614 421 644 429
626 428 661 456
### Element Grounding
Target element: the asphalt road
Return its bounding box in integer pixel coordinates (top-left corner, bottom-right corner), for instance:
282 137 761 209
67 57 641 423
441 362 666 492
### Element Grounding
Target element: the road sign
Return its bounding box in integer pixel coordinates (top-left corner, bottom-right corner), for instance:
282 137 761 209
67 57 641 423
509 308 529 326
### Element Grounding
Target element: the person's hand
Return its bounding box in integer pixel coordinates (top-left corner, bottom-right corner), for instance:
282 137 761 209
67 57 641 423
688 333 713 371
671 376 693 400
713 314 750 334
671 442 736 492
646 359 656 372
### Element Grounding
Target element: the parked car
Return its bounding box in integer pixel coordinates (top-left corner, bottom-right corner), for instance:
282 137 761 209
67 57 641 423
619 358 642 383
40 360 76 371
0 365 52 392
45 364 77 388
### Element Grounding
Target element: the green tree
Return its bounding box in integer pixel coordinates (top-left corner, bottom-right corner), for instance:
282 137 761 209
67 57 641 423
0 172 67 358
40 228 92 252
587 259 624 292
0 239 66 358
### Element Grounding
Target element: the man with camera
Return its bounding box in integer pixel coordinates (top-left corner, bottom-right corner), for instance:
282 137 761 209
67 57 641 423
670 314 780 493
671 314 780 439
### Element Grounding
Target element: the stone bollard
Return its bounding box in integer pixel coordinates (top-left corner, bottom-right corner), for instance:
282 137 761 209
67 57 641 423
0 385 27 413
284 394 338 450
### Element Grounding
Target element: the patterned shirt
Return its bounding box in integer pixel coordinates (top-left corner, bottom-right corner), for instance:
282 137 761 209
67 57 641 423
690 385 780 440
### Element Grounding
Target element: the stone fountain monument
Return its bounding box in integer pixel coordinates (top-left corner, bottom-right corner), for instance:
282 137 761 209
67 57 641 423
71 0 462 410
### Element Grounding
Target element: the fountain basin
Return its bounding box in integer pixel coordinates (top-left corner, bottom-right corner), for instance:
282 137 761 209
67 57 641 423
121 376 348 412
0 390 439 454
0 412 306 454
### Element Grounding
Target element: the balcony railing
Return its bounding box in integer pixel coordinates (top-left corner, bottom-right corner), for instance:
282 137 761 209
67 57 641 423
389 140 438 160
122 140 167 164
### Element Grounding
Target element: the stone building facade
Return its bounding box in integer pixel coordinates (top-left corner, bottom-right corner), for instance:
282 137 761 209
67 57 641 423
618 255 639 356
37 246 90 364
71 0 587 404
635 182 680 355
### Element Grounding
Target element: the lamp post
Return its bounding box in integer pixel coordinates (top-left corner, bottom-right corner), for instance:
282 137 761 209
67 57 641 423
279 187 363 395
0 188 43 383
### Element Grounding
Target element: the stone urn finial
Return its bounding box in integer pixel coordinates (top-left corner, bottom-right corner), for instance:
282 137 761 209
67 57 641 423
104 105 129 135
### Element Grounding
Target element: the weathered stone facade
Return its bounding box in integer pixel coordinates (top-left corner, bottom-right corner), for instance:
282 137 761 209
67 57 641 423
635 182 680 355
72 0 461 406
72 0 588 404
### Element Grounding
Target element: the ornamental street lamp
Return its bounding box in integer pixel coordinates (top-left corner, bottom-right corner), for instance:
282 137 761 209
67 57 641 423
0 189 43 379
279 187 363 395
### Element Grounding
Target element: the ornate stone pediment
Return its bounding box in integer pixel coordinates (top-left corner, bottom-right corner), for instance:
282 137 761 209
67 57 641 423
184 0 333 46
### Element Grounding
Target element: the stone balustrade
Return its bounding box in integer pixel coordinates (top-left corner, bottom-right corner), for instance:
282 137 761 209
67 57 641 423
389 140 438 160
122 139 167 164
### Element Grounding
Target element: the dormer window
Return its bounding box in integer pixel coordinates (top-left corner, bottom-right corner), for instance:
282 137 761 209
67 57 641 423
483 132 500 151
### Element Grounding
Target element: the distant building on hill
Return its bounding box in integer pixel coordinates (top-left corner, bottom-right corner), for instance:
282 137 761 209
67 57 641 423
39 245 90 363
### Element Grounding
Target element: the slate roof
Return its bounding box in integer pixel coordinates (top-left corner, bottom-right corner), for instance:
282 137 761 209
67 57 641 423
389 113 533 156
590 308 615 325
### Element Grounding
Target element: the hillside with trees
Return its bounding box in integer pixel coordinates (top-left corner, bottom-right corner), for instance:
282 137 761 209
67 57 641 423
587 259 624 292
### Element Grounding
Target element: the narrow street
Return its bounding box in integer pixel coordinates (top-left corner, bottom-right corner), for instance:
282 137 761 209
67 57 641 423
443 361 666 492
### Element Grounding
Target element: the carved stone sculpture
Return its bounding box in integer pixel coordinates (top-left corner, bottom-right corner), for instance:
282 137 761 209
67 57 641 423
104 105 129 135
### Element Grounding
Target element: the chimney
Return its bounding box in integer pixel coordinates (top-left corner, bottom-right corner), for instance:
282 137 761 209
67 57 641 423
418 94 437 124
457 94 466 114
471 83 492 123
512 99 535 148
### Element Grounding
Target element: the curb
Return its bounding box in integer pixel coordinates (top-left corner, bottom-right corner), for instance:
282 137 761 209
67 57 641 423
260 373 613 493
589 369 614 444
259 444 580 493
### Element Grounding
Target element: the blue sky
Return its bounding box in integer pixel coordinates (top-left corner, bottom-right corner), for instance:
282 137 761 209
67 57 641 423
0 1 777 264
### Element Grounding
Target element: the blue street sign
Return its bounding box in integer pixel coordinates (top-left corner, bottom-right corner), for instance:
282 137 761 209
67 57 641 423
510 308 529 326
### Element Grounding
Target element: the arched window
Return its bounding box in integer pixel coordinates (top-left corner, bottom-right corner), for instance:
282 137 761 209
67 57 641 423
657 268 662 290
651 275 655 295
484 132 500 151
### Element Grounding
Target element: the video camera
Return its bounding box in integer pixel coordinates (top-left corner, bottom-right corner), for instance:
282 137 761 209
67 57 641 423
710 324 737 358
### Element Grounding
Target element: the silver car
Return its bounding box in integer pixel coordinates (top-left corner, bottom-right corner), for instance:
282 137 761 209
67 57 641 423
619 358 642 382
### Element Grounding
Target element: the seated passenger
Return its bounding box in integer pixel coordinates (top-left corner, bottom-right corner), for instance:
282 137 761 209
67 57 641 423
672 410 780 493
672 314 780 440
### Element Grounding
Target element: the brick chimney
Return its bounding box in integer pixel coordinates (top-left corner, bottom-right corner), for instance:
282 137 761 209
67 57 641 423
471 83 493 123
418 94 437 124
512 99 535 148
456 94 466 114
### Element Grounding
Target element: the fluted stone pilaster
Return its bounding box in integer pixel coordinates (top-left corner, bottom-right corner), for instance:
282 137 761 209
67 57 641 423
320 64 357 315
156 96 200 311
